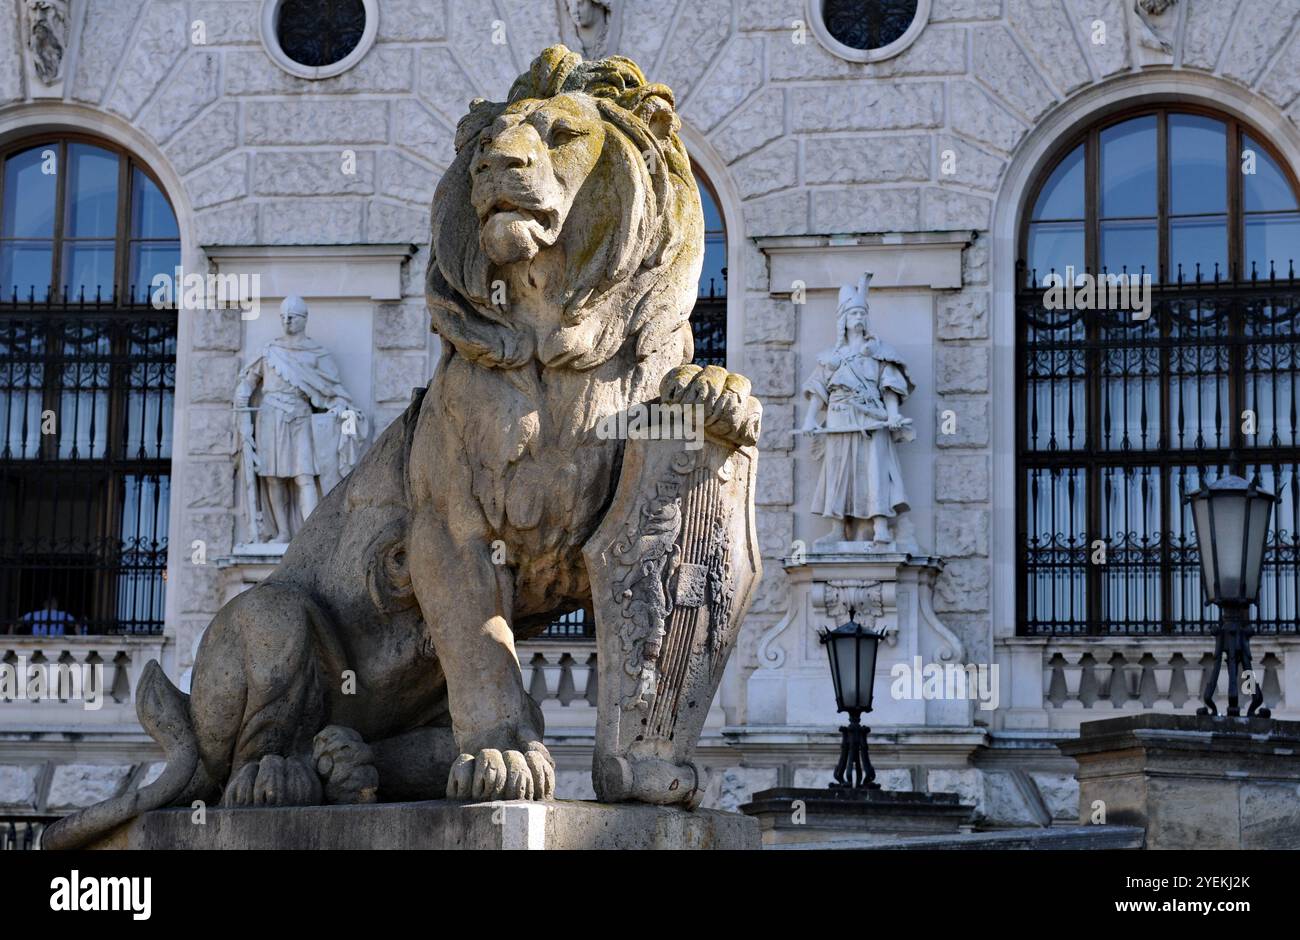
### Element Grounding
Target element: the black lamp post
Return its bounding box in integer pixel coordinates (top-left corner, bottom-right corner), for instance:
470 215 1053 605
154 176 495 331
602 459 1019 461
818 608 885 790
1186 475 1277 718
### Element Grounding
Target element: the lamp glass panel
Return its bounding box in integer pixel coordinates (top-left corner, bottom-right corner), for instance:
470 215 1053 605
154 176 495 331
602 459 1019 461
832 634 862 709
1210 491 1248 601
1191 495 1217 601
1243 495 1274 601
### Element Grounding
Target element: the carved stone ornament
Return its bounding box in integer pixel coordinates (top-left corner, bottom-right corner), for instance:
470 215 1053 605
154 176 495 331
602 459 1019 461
585 433 761 808
25 0 69 84
557 0 621 59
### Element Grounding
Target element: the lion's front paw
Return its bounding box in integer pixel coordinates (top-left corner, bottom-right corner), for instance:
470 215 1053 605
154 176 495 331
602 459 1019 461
313 725 379 804
446 742 555 801
660 364 762 448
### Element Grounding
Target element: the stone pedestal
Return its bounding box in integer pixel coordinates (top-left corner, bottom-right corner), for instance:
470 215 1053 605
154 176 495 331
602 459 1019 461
738 787 973 847
748 550 975 728
1058 714 1300 850
88 799 759 850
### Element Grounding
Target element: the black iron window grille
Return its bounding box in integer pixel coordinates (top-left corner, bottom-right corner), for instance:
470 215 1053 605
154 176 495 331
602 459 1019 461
0 294 174 636
822 0 920 51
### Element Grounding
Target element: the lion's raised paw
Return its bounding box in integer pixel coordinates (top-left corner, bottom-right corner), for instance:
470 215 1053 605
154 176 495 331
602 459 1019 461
660 364 762 449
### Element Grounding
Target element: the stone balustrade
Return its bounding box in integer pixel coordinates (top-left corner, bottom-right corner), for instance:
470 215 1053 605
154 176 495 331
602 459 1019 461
0 636 170 733
517 638 598 735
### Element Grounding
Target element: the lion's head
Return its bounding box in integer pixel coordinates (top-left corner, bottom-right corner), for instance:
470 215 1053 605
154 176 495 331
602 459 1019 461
426 45 703 372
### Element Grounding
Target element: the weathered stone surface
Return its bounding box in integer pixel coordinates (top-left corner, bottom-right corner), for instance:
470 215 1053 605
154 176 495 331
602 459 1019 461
982 770 1040 825
138 52 220 144
186 406 235 456
226 48 414 96
188 511 234 556
245 100 388 145
1260 31 1300 109
190 308 241 351
415 47 482 124
657 0 731 98
683 36 764 132
254 151 375 197
813 188 921 234
1220 0 1300 86
195 203 258 246
179 563 225 613
189 354 240 403
96 799 760 850
703 766 780 813
738 0 800 30
1009 0 1091 95
375 301 430 350
1182 0 1240 71
1030 772 1079 821
746 348 797 397
939 613 992 665
731 139 798 199
770 26 965 80
804 135 931 185
747 565 791 615
188 154 248 209
367 200 428 243
184 460 234 509
935 454 989 502
553 770 596 801
166 102 240 175
931 0 1002 20
971 26 1056 121
713 88 785 164
937 291 989 339
926 768 984 814
0 4 24 103
745 296 797 345
936 345 990 393
374 354 428 403
47 765 131 810
743 190 810 236
790 83 943 132
935 397 989 447
756 456 794 505
934 558 991 612
934 136 1004 192
393 100 454 166
759 401 795 451
936 508 990 557
924 187 992 230
260 199 363 244
757 508 794 557
72 0 147 104
191 1 260 43
379 0 449 42
106 1 187 119
962 240 989 285
949 81 1028 154
500 0 562 56
0 765 41 809
1066 0 1129 77
378 150 440 205
617 0 672 73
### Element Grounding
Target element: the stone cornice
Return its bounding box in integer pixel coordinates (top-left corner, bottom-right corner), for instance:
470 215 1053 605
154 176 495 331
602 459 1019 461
202 244 418 301
756 232 973 293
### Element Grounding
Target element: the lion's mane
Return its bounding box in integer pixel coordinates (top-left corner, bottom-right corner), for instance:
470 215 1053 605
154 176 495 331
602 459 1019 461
425 44 704 372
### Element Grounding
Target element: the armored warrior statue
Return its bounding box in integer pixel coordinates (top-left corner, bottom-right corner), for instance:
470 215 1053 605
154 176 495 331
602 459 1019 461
234 296 368 543
801 274 915 546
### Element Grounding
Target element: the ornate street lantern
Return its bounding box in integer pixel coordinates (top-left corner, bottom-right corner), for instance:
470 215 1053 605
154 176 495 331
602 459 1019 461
818 608 885 789
1186 475 1277 717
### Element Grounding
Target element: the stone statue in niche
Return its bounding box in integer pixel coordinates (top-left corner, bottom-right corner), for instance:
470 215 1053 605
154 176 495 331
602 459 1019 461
25 0 69 84
1134 0 1177 53
801 273 915 547
559 0 618 58
234 295 368 544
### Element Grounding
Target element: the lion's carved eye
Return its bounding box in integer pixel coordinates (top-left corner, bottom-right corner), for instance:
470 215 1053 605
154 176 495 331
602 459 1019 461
550 125 585 145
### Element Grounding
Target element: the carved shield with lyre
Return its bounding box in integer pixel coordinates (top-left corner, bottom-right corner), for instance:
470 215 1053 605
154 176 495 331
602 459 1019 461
583 432 760 807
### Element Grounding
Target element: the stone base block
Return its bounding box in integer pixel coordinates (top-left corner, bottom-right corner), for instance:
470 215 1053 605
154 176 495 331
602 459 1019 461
88 799 760 850
1058 714 1300 850
738 787 974 847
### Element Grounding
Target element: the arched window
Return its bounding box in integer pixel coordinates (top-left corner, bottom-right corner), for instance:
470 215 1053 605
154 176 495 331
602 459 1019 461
692 168 727 368
0 137 179 636
1017 107 1300 636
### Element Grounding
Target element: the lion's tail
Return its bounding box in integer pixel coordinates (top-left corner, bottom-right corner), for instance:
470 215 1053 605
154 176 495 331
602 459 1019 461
41 660 213 850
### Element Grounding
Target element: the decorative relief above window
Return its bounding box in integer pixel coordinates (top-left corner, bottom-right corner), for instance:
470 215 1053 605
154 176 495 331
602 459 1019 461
808 0 930 63
261 0 378 80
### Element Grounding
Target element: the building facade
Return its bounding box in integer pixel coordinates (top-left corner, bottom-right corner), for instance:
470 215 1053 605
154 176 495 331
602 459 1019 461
2 0 1299 840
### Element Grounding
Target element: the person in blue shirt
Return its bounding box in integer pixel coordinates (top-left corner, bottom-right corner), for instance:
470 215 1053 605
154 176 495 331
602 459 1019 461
19 597 81 636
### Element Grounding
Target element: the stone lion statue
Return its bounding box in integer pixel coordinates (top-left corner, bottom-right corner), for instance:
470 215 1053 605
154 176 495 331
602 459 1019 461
44 45 760 849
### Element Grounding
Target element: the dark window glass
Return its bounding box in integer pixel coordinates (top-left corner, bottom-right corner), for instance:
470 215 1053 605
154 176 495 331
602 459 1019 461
822 0 919 51
276 0 367 68
692 172 726 368
1017 109 1300 637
